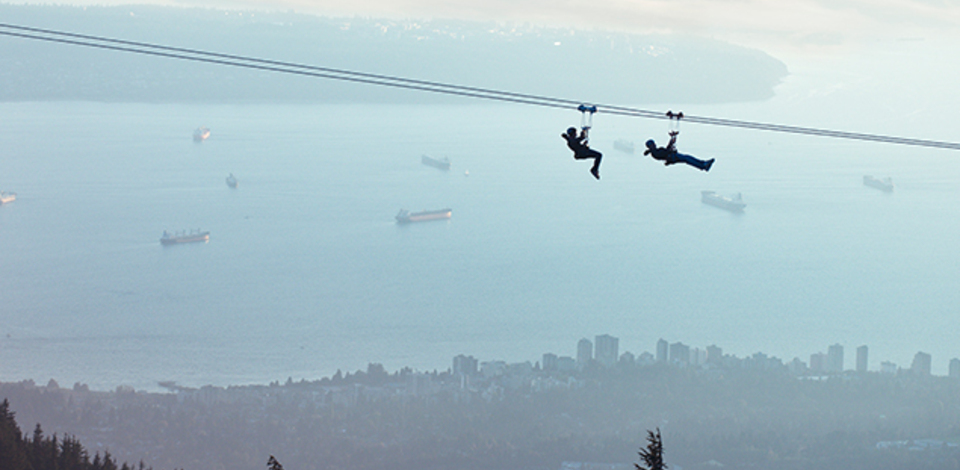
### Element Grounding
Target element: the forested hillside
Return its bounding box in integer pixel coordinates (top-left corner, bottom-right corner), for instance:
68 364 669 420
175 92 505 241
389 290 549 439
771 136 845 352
0 399 148 470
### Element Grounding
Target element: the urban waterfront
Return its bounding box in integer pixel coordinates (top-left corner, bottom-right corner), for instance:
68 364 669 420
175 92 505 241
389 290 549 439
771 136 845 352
5 335 960 470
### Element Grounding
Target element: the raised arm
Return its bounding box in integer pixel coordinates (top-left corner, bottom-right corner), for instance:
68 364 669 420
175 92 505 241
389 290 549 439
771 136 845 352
667 131 678 152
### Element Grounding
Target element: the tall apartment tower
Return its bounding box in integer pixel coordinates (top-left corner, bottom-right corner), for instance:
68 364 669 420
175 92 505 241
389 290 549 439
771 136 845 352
669 342 690 364
810 352 826 373
594 334 619 368
856 345 868 373
950 358 960 378
577 338 593 366
826 344 844 373
706 344 723 365
453 354 478 376
542 353 559 372
656 338 669 363
911 351 932 376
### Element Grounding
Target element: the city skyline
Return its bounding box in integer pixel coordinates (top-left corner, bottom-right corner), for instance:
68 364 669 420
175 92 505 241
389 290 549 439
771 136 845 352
453 335 960 379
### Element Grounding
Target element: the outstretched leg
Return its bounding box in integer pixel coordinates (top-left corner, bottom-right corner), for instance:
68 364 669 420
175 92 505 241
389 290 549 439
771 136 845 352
675 153 714 171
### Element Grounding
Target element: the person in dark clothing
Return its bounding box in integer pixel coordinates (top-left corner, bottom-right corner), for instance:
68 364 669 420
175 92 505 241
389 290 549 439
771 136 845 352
644 131 714 172
562 127 602 180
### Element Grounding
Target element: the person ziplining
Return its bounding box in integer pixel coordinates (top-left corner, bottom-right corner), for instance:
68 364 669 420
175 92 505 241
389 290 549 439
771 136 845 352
644 131 715 171
3 24 960 151
644 111 715 172
562 105 603 180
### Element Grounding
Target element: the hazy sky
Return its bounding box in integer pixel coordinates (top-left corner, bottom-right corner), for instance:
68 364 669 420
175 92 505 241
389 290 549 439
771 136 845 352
11 0 960 56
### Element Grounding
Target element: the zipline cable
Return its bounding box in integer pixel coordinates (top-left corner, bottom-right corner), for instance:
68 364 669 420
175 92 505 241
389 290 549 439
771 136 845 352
0 23 583 109
0 29 572 109
2 22 960 151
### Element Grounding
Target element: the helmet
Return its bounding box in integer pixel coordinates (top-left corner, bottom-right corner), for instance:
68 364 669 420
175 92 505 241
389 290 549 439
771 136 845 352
645 139 656 148
566 127 578 136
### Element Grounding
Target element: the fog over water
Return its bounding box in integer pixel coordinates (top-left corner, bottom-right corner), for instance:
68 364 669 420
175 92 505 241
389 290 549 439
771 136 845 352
1 31 960 391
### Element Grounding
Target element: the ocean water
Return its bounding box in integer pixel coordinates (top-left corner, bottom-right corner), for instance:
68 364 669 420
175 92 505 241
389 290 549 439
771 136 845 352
1 91 959 390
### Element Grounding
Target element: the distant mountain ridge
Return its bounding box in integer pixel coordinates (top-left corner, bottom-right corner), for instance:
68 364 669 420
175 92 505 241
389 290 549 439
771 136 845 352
0 4 788 104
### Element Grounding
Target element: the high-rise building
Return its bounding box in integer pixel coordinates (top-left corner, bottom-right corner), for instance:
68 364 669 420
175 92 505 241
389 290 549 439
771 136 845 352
656 339 668 363
950 358 960 378
856 345 868 373
669 342 690 364
880 361 898 374
788 357 807 375
480 360 506 378
542 353 559 372
911 351 932 376
594 334 619 368
577 338 593 366
557 356 577 371
637 351 655 365
810 352 826 373
453 354 478 376
706 344 723 365
826 344 844 373
507 361 533 376
690 348 701 366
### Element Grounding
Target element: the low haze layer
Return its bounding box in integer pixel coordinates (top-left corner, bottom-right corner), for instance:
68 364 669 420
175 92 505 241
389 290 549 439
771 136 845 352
11 0 960 57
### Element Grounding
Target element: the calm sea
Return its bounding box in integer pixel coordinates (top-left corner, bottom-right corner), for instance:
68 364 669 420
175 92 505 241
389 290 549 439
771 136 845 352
1 93 959 391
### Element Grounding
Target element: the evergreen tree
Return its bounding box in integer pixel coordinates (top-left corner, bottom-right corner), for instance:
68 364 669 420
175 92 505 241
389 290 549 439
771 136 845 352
635 428 666 470
101 451 118 470
0 399 29 470
0 400 139 470
59 435 90 470
29 423 58 470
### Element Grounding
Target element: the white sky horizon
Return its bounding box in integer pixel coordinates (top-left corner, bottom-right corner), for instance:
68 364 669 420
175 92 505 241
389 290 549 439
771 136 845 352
7 0 960 58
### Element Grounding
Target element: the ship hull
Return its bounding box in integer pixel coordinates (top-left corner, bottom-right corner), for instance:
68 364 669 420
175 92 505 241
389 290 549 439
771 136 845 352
863 175 894 192
396 208 452 224
421 155 451 171
160 232 210 245
701 191 745 213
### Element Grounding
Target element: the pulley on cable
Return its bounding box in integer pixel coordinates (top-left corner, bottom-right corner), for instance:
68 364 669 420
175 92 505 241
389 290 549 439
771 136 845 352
665 110 684 133
579 104 598 133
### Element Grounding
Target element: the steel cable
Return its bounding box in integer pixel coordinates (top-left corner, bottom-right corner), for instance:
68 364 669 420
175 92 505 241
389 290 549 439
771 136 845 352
3 22 959 151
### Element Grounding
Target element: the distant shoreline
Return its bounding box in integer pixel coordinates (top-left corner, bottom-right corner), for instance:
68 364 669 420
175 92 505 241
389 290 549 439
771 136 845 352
0 4 787 105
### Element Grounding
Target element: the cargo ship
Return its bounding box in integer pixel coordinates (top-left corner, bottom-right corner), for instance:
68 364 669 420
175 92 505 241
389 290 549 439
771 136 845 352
395 208 452 224
160 229 210 245
193 127 211 142
226 173 238 188
421 155 451 171
0 191 15 205
613 139 636 154
863 175 894 192
701 190 745 213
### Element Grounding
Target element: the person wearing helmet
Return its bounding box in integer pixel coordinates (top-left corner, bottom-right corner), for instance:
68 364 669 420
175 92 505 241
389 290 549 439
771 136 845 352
644 130 714 172
562 126 603 180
